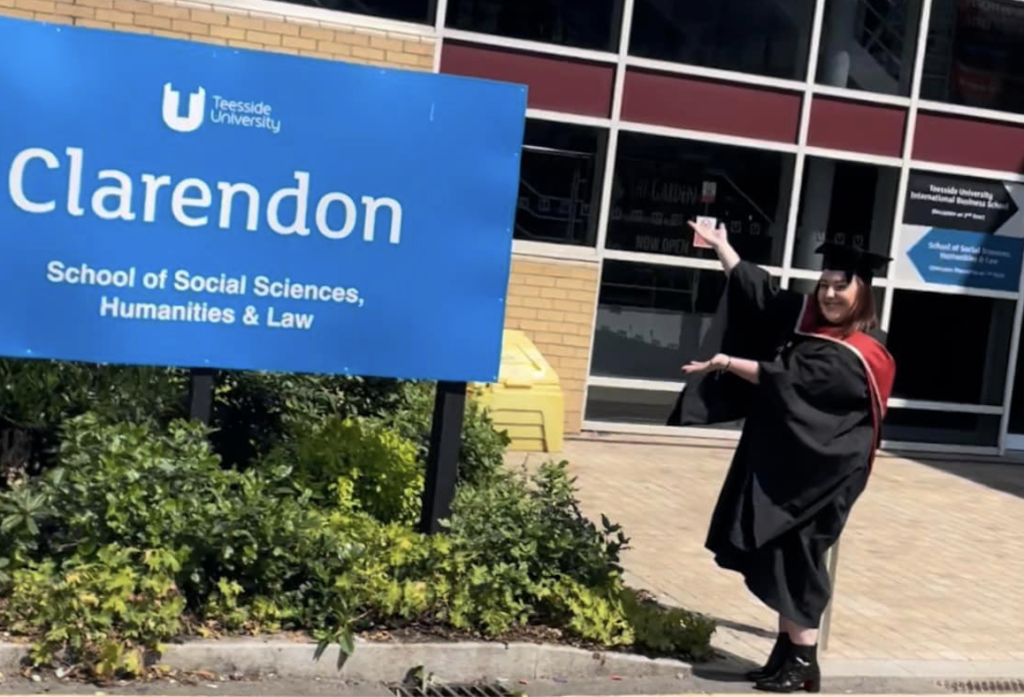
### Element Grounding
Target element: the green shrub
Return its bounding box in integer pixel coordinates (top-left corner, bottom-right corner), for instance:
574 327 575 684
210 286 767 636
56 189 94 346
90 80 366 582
1 361 508 485
446 462 628 591
0 360 185 481
265 417 424 525
210 376 510 485
47 415 221 547
0 362 716 674
622 589 716 660
433 462 629 640
0 414 376 668
3 544 185 677
208 373 408 468
34 415 361 615
381 382 510 485
0 361 185 430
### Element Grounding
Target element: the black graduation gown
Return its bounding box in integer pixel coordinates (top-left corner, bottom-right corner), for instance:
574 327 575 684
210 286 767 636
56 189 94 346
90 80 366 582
669 261 882 628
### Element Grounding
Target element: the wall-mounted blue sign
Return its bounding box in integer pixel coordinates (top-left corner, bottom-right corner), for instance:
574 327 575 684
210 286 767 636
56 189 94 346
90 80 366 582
905 228 1023 292
898 172 1024 293
0 17 527 382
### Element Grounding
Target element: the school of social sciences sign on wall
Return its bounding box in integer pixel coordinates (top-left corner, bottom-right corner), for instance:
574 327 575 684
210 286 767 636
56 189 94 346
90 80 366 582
0 17 527 383
897 172 1024 293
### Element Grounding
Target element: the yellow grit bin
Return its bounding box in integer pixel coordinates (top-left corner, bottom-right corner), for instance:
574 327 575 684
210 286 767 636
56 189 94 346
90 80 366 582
472 330 565 453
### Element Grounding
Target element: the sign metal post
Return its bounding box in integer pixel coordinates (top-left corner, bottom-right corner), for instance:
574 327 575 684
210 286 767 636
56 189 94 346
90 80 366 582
419 381 467 535
187 368 215 424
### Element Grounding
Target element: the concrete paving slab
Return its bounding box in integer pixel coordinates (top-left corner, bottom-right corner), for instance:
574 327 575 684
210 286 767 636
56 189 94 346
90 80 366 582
542 438 1024 667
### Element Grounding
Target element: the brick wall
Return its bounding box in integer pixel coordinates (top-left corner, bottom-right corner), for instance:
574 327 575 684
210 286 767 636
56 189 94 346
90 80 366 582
0 0 436 68
505 255 599 435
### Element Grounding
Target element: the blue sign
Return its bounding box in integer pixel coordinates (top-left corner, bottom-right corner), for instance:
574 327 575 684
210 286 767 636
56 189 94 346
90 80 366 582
0 17 527 382
906 228 1024 292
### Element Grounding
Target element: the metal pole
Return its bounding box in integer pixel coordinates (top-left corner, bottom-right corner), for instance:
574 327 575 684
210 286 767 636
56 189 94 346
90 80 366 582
419 380 467 534
187 368 215 424
820 536 841 651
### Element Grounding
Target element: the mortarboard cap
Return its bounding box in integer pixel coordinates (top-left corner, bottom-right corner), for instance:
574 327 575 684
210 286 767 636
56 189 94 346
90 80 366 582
815 241 891 284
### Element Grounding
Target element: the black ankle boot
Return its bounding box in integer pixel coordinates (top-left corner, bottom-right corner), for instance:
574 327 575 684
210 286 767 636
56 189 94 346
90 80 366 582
745 633 791 681
754 642 820 693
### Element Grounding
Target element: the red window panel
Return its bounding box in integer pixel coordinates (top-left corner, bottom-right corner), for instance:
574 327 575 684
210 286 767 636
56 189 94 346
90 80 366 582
807 97 906 158
440 42 615 118
621 69 802 144
914 112 1024 173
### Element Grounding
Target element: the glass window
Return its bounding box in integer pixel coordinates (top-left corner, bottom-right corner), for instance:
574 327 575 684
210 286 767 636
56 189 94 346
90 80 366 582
283 0 436 24
816 0 924 96
887 290 1014 405
920 0 1024 114
628 0 817 80
585 385 742 430
514 120 607 247
606 132 795 266
445 0 624 51
883 409 1001 447
792 157 899 273
1007 319 1024 435
591 261 760 382
585 386 679 424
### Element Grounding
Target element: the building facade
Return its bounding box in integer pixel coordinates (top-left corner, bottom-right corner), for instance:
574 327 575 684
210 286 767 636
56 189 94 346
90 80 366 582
6 0 1024 455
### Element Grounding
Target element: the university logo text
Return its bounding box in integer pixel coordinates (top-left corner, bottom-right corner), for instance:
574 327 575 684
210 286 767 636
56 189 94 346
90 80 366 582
162 82 282 135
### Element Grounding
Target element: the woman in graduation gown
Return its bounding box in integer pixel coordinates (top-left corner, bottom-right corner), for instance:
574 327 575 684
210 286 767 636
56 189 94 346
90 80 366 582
669 221 896 693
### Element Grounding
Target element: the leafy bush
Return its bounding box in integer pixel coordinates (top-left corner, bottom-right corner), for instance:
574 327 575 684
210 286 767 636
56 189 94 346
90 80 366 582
0 361 185 430
381 382 510 485
622 589 716 660
4 545 185 675
445 462 627 604
207 374 508 485
0 362 505 485
208 373 408 469
266 416 424 525
0 360 185 482
0 361 715 677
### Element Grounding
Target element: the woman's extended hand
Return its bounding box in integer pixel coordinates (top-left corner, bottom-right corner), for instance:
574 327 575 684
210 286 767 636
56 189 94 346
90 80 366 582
682 353 731 375
688 219 728 249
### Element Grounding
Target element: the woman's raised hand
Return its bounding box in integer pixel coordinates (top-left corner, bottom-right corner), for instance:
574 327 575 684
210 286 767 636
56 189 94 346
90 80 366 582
688 219 728 249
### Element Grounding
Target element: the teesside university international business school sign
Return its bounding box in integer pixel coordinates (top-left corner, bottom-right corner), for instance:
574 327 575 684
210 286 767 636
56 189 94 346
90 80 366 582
0 17 527 383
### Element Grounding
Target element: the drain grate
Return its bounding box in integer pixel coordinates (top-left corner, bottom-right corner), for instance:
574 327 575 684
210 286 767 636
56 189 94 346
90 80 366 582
938 680 1024 693
389 684 516 697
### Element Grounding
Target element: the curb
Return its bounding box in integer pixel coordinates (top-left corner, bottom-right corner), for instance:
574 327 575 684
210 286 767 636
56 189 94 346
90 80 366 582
0 639 697 683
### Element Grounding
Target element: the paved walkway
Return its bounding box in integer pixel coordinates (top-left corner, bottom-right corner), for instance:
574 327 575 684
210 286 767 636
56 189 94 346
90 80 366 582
510 436 1024 671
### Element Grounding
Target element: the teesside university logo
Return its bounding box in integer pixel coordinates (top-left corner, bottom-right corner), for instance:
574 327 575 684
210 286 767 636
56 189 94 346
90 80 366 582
161 83 283 135
162 83 205 133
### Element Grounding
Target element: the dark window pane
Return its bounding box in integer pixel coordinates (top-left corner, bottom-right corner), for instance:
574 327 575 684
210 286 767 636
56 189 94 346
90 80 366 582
888 290 1013 405
585 386 678 424
1009 313 1024 434
606 132 794 266
629 0 816 80
883 409 1000 447
817 0 924 96
789 279 885 314
792 157 899 272
585 385 742 430
446 0 623 51
514 120 607 247
283 0 435 24
591 261 752 382
921 0 1024 114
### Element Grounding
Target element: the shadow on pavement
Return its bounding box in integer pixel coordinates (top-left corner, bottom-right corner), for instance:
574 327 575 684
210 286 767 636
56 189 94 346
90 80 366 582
691 648 757 683
709 617 777 641
896 453 1024 499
